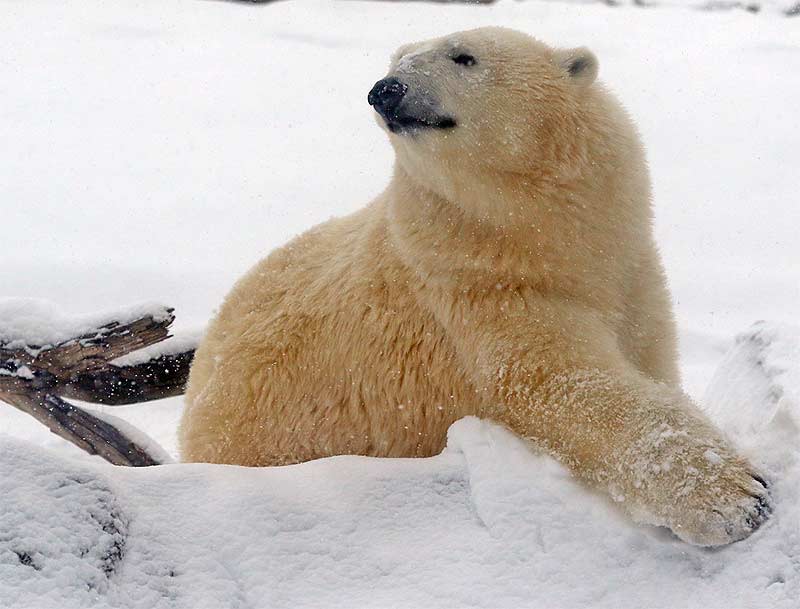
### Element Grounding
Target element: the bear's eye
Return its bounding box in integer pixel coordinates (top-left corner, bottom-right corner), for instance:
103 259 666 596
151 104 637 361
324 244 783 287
452 53 476 67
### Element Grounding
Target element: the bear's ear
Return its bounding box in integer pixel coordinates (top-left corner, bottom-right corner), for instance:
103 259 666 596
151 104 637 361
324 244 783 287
554 47 598 87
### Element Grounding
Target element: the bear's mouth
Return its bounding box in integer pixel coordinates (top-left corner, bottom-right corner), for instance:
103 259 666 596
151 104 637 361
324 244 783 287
384 113 457 135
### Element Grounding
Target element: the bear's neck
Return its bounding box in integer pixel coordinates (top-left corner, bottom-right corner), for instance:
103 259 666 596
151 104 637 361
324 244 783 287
385 162 646 300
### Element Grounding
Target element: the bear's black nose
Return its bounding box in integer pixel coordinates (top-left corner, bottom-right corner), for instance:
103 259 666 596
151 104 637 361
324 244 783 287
368 77 408 118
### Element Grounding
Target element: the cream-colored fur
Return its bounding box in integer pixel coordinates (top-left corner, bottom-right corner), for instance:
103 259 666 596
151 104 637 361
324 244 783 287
180 28 770 546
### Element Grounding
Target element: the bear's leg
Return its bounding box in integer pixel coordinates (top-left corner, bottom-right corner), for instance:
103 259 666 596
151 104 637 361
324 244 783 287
618 252 681 386
435 295 771 546
502 369 771 546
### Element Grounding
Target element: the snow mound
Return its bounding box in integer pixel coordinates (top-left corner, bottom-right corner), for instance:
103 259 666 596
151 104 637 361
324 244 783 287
0 442 128 601
1 324 799 609
704 321 800 446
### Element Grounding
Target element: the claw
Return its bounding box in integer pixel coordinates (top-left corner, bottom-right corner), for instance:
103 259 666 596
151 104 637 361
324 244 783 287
756 494 772 517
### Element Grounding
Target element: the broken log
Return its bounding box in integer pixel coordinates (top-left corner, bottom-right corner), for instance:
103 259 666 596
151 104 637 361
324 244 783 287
0 304 196 466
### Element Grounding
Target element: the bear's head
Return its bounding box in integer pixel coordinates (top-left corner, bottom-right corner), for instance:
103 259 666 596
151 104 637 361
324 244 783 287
369 28 631 225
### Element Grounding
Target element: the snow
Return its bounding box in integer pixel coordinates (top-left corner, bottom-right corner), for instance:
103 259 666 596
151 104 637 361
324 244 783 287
0 299 172 352
705 322 800 449
2 350 800 609
1 0 798 607
111 331 202 368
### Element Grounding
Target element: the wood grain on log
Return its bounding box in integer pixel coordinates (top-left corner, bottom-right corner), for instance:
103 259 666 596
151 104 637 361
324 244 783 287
2 391 161 467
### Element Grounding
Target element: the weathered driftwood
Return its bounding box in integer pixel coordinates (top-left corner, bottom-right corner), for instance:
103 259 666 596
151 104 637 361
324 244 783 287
1 391 163 467
59 350 195 405
0 309 195 466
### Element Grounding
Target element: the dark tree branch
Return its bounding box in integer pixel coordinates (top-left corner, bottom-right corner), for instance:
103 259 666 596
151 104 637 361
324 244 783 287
2 391 161 467
60 351 195 405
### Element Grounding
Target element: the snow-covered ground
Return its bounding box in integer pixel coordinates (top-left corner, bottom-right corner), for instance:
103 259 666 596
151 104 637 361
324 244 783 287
1 1 798 607
2 326 799 608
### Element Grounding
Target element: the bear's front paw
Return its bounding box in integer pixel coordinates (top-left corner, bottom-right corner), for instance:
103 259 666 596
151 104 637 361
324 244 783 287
665 458 772 547
620 420 774 547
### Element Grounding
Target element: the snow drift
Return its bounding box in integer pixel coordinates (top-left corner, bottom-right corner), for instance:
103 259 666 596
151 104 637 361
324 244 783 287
1 323 798 609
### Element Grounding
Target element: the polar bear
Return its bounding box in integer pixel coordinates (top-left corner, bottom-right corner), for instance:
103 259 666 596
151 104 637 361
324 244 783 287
180 27 770 546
